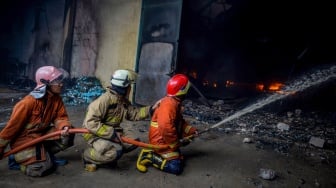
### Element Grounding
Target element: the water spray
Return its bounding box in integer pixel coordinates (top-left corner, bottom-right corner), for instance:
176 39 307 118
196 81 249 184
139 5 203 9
195 64 336 136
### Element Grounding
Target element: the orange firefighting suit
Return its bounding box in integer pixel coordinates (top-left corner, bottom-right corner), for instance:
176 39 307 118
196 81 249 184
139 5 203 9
0 90 73 176
82 87 151 165
149 96 197 173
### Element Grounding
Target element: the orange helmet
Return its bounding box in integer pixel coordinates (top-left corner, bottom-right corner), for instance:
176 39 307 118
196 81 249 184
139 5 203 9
35 66 65 89
166 74 190 97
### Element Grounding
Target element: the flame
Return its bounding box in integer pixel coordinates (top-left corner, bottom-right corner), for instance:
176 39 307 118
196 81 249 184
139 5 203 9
268 82 284 91
196 78 289 94
256 83 264 91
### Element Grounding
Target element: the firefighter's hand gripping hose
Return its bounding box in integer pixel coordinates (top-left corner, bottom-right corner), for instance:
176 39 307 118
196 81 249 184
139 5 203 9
1 128 172 159
179 128 210 145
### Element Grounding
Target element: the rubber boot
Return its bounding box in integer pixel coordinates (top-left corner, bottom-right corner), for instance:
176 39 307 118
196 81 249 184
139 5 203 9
136 149 167 172
136 149 153 172
151 153 167 171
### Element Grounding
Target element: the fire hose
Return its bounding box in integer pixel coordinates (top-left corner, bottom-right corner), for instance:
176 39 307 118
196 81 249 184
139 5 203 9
2 127 212 159
2 128 171 159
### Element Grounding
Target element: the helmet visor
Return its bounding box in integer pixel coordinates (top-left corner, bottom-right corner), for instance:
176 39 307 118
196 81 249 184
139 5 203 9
49 68 69 85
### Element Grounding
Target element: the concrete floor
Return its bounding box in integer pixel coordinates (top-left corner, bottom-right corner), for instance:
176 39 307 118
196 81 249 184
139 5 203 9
0 91 336 188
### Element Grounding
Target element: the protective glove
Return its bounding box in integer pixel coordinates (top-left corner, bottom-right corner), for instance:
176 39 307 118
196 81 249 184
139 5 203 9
189 127 198 136
180 136 193 147
61 126 70 136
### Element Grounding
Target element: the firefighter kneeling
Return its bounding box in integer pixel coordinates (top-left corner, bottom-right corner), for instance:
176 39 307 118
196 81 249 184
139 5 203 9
136 74 198 175
82 69 160 171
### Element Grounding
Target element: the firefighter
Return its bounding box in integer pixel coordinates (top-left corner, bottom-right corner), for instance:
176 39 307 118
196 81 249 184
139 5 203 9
136 74 198 175
82 69 160 171
0 66 74 177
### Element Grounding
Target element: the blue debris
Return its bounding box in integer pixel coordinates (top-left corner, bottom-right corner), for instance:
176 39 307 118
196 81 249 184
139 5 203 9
62 76 105 105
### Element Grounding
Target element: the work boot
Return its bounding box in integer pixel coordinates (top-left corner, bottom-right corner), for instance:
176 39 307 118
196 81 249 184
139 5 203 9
82 155 97 172
8 155 20 170
136 149 153 173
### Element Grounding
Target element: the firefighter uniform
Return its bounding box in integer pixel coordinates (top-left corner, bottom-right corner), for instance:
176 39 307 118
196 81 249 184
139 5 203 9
136 74 197 175
149 96 196 159
0 66 73 177
142 96 196 174
82 87 151 165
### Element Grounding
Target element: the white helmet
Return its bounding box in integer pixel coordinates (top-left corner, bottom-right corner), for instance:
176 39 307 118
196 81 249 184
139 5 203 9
111 69 137 87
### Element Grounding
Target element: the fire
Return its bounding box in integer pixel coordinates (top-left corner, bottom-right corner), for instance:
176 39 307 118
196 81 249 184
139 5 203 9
268 82 284 91
193 76 288 93
256 83 264 91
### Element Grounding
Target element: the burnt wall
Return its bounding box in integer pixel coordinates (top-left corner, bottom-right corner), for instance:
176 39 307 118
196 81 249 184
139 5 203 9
0 0 66 83
0 0 142 93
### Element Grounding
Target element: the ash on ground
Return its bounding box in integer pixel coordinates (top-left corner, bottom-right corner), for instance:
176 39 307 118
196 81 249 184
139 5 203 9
183 96 336 169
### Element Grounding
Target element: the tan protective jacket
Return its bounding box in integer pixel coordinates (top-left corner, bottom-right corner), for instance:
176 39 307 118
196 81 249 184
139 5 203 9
82 87 150 144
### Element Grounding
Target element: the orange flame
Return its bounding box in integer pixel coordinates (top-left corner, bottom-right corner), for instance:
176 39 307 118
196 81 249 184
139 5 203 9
268 82 284 91
256 83 264 91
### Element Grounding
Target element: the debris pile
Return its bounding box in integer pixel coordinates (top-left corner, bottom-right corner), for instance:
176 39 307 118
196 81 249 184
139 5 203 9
183 97 336 166
62 77 105 105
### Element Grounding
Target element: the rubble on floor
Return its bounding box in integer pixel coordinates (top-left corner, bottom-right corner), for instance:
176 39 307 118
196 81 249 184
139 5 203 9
62 76 105 105
183 98 336 168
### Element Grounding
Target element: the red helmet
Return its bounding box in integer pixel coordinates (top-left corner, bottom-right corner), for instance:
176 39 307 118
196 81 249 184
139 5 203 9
166 74 190 97
35 66 64 89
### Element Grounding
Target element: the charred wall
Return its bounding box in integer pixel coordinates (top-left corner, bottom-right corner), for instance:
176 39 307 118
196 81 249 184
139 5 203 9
0 0 142 90
0 0 66 83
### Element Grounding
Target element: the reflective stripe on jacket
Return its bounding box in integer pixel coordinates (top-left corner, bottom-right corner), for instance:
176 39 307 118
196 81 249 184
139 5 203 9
149 96 196 160
0 91 71 165
82 87 150 144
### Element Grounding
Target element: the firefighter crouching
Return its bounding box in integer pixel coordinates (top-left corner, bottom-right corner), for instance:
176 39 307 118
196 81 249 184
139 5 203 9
82 69 160 171
136 74 198 175
0 66 74 177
